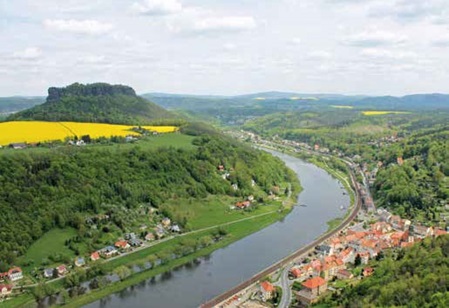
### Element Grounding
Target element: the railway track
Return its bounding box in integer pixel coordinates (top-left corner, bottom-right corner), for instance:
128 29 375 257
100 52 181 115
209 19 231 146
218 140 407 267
201 156 362 308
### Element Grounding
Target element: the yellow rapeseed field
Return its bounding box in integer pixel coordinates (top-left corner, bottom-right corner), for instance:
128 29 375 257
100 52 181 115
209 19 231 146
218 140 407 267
362 111 410 116
0 121 178 146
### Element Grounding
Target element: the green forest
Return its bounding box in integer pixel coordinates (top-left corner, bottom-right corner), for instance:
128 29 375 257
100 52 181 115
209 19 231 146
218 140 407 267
318 235 449 307
0 128 298 269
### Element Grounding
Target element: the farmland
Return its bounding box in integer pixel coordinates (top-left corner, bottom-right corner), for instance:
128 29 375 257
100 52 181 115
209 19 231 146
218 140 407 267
362 111 410 116
0 121 178 145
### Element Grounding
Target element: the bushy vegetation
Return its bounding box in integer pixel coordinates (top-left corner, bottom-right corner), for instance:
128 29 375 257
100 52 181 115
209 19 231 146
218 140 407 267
0 132 297 267
319 235 449 307
373 129 449 220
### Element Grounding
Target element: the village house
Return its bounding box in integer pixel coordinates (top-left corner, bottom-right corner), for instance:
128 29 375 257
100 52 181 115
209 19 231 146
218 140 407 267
339 247 355 264
100 246 118 258
9 143 27 150
115 240 131 250
155 225 166 239
315 244 333 256
90 251 100 261
74 257 86 267
371 221 392 234
235 200 251 209
7 267 23 281
161 217 171 228
43 268 54 279
145 232 155 241
57 265 68 277
128 238 143 247
363 267 374 277
124 232 137 240
297 276 328 306
289 267 304 280
412 225 434 238
322 256 345 280
260 281 275 302
336 269 353 280
0 284 12 297
171 224 181 233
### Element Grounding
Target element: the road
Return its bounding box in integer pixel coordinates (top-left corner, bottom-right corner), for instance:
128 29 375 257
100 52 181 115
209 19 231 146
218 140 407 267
18 210 280 289
277 265 293 308
201 151 362 308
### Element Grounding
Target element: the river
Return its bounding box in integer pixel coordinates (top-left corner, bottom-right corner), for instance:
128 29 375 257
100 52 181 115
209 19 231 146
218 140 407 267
85 150 350 308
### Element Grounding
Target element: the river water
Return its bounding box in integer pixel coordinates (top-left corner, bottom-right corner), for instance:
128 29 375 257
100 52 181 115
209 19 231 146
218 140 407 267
85 150 349 308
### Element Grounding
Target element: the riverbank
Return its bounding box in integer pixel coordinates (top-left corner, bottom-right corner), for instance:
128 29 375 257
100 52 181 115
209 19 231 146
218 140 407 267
62 203 296 307
64 148 347 308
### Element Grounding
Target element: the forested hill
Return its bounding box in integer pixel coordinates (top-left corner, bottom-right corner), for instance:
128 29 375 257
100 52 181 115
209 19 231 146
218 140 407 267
319 235 449 307
8 83 175 125
0 126 299 267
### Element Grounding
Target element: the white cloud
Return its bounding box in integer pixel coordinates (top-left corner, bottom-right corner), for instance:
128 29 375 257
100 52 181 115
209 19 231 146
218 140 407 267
342 29 407 47
369 0 449 24
131 0 182 16
167 8 257 35
223 43 237 51
12 47 42 60
307 50 332 60
193 16 256 33
43 19 114 35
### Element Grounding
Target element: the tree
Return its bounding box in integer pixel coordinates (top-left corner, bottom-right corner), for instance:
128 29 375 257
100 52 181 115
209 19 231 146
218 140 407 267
354 254 362 267
114 265 131 281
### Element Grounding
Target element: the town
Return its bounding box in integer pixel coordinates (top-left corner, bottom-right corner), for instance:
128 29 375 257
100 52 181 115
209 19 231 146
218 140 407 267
214 130 448 307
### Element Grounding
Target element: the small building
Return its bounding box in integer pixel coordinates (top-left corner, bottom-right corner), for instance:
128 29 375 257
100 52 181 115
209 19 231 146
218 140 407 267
336 269 353 280
0 284 12 297
57 265 68 276
90 251 100 261
412 225 434 238
260 281 275 302
9 143 27 150
100 246 118 258
7 267 23 281
363 267 374 277
124 233 137 240
43 268 54 279
145 232 155 241
115 240 131 250
128 238 143 247
161 217 171 228
290 267 303 279
171 224 181 233
297 276 328 306
74 257 86 267
315 244 332 256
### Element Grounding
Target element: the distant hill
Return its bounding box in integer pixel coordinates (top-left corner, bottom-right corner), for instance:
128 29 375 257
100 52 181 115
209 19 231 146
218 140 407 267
8 83 175 125
144 92 449 111
0 96 44 114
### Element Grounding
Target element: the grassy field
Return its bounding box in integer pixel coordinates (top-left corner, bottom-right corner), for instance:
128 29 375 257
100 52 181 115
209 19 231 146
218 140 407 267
18 228 79 271
362 111 410 116
160 196 281 230
63 210 288 308
0 121 177 145
0 293 35 308
327 217 343 231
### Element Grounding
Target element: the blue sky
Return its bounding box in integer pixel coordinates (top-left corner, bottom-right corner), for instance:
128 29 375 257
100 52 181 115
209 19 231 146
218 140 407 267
1 0 449 96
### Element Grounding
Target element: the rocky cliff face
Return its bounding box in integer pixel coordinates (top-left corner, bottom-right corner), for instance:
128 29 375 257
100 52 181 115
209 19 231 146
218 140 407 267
47 83 136 102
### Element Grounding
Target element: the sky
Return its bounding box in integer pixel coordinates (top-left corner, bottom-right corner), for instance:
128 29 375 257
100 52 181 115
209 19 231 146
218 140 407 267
1 0 449 96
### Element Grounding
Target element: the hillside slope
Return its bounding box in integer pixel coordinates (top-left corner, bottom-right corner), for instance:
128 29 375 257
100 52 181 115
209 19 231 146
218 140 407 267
8 83 174 124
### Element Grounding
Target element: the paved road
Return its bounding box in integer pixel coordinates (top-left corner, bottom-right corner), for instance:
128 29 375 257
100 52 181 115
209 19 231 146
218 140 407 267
278 265 293 308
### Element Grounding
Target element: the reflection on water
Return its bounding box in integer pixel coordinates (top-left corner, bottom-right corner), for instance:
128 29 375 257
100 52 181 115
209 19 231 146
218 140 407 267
82 151 350 308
